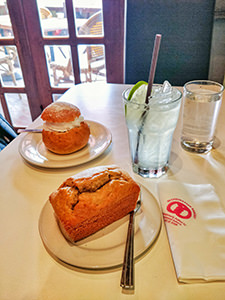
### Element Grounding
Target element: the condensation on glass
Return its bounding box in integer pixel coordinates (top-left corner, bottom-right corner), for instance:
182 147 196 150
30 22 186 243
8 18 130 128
36 0 69 37
0 45 25 87
5 93 32 127
0 1 14 38
44 45 75 87
78 44 106 83
74 0 104 37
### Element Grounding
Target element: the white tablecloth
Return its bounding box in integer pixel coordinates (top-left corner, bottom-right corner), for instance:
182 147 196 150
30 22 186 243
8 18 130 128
1 83 225 299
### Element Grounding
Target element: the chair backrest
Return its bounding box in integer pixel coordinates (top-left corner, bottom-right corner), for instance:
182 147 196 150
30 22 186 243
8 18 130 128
0 114 17 151
40 7 52 19
78 11 103 36
78 12 104 61
125 0 215 86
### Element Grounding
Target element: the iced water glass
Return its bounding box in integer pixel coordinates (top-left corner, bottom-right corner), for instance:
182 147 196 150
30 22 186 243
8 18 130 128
123 84 182 178
181 80 224 153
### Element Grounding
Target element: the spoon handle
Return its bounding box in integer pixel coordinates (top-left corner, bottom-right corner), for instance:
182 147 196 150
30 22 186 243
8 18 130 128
17 129 42 133
120 211 134 290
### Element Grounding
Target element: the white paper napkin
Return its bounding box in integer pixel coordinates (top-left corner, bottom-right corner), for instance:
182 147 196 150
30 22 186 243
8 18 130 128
158 181 225 283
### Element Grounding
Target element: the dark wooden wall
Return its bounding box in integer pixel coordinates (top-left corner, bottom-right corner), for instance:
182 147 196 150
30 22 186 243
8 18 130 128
125 0 215 86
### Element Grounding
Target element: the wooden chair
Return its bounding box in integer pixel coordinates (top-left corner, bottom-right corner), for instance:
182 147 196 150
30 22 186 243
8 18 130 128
49 11 105 85
0 46 17 86
50 58 73 86
40 7 52 19
78 11 106 82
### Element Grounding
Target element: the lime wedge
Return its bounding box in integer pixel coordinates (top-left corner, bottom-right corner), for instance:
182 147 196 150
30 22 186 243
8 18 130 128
125 81 148 120
128 81 148 101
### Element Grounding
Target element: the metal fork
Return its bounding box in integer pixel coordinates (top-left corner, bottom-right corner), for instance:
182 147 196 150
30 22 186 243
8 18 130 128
120 191 141 290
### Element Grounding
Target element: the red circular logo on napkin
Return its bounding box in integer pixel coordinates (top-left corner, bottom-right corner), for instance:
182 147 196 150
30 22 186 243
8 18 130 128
167 201 192 219
163 198 196 226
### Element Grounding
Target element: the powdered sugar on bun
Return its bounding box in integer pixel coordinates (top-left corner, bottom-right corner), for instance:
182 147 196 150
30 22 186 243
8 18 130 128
41 102 81 123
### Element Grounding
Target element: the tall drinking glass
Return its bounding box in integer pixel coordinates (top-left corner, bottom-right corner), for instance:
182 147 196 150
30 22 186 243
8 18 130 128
123 84 182 178
181 80 224 153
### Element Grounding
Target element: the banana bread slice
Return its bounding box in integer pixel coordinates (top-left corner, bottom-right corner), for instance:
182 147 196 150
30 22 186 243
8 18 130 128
49 165 140 242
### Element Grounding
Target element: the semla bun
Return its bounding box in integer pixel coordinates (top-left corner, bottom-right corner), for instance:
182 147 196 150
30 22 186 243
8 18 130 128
41 102 90 154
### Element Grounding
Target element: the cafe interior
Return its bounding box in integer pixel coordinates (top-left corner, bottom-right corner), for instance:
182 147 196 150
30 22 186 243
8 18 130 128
1 0 225 299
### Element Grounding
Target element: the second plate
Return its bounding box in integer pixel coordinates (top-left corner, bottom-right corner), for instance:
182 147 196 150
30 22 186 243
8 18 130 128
18 120 112 168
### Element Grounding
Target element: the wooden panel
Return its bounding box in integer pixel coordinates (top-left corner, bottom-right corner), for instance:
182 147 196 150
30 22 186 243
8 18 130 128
65 0 81 84
20 0 53 110
125 0 215 86
103 0 125 83
6 0 45 119
0 94 11 123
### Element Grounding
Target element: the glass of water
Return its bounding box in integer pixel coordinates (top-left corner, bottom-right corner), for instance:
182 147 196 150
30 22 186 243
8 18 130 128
181 80 224 153
123 82 182 178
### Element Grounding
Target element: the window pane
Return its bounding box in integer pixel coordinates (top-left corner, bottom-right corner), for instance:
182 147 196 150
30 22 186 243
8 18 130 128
45 45 75 87
74 0 104 36
5 93 32 128
52 94 63 102
36 0 69 37
0 102 4 116
0 1 14 38
78 44 106 83
0 46 25 87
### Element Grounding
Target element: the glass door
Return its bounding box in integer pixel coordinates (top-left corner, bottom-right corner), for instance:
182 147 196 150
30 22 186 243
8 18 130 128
0 0 125 129
38 0 106 87
0 0 32 128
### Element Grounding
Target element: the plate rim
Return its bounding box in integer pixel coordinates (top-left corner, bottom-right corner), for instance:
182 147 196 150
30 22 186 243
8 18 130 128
18 120 112 169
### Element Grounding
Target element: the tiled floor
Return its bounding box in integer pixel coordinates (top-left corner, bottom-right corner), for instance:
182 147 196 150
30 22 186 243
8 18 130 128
0 78 33 129
2 93 32 128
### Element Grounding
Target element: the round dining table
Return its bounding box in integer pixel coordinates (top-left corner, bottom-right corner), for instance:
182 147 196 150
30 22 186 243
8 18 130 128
1 83 225 299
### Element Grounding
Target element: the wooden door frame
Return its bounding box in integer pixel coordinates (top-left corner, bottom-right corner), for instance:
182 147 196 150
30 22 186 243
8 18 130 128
1 0 125 127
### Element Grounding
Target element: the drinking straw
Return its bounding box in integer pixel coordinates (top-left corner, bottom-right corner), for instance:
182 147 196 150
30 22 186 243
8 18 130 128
145 34 162 104
134 34 162 165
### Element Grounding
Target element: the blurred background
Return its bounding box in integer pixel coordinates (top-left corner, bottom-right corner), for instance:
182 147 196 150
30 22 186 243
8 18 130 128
0 0 224 130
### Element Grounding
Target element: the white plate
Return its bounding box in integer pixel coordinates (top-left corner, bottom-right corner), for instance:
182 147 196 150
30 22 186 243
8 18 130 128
18 121 112 168
39 185 162 270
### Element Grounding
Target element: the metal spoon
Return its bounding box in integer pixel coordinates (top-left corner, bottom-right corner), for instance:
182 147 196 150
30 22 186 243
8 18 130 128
120 191 141 290
17 128 42 133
